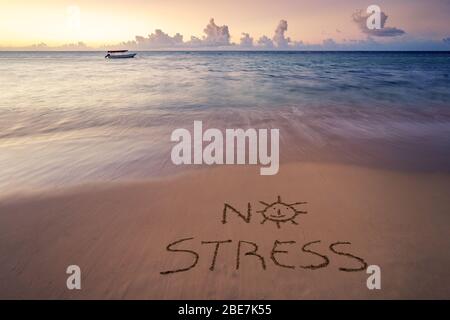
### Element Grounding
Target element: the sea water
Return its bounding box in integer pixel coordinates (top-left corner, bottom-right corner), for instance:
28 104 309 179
1 51 449 193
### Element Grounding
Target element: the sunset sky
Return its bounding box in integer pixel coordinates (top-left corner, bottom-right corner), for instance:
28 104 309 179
1 0 449 49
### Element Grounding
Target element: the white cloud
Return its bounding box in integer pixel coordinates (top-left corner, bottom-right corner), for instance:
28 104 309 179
257 35 274 48
204 18 231 46
125 30 184 49
187 18 231 47
5 16 449 51
273 20 290 48
0 41 91 51
239 33 254 47
255 20 291 49
58 41 88 50
352 10 405 37
322 38 338 48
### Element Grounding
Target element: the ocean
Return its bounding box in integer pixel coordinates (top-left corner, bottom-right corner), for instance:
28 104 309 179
1 51 450 193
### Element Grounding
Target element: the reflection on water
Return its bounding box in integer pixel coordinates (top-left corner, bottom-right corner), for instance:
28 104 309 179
0 51 450 193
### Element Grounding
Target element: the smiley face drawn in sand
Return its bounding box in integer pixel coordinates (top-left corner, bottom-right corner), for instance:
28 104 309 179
257 196 307 229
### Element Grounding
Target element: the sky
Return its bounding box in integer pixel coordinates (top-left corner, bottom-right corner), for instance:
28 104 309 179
1 0 449 50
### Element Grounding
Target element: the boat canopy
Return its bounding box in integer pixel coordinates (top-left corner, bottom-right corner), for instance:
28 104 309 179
107 50 128 53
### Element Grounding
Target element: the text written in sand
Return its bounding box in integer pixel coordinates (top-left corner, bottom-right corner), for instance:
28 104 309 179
160 196 368 275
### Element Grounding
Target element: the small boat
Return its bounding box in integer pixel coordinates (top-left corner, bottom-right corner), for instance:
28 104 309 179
105 50 136 59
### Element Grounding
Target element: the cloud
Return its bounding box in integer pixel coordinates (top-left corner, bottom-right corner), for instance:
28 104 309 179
182 18 231 48
255 20 290 49
0 41 91 51
58 41 88 50
125 30 183 49
322 38 338 48
188 36 203 47
298 37 450 51
5 17 449 52
112 18 230 49
257 35 274 48
273 20 291 48
192 18 231 47
30 42 48 49
204 18 231 46
239 33 254 47
352 10 405 37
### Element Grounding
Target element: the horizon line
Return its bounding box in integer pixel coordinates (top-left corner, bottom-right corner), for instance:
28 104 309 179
1 49 450 53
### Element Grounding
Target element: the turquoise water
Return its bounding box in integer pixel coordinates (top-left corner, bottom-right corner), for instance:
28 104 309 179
1 51 450 192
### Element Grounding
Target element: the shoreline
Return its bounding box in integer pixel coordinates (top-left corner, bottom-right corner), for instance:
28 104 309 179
2 157 449 203
1 161 449 299
2 103 450 195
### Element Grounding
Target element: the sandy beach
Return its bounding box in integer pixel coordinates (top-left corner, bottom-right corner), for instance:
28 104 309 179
1 51 450 300
2 0 450 305
1 161 449 299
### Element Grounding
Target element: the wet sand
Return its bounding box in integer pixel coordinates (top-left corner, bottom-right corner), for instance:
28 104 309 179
0 162 449 299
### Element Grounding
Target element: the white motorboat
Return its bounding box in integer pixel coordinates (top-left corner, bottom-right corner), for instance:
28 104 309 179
105 50 137 59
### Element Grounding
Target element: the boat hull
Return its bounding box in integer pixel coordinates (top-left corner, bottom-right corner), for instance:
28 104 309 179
105 53 136 59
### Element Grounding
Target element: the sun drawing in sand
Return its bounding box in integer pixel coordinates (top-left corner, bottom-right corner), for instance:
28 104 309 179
257 196 308 229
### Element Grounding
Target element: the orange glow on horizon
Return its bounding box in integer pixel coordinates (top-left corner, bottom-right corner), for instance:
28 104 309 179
0 0 449 48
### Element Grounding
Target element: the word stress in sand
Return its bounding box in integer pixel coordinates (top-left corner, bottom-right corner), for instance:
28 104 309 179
160 196 369 275
160 238 368 275
223 195 307 229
